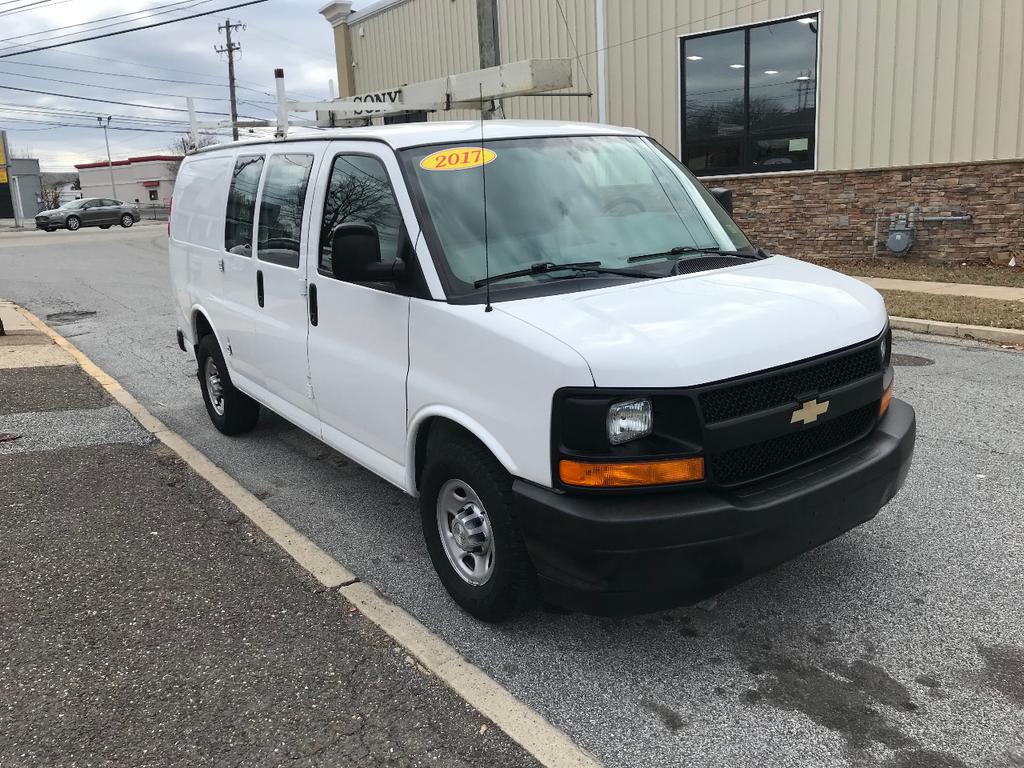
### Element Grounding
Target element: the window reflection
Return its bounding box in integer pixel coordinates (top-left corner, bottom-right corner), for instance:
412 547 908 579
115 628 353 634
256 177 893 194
682 15 818 175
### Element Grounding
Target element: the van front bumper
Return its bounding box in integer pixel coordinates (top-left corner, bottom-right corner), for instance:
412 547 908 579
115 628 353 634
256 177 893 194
513 398 916 615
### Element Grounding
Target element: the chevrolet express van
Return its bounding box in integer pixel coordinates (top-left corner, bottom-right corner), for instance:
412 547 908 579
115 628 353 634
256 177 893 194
169 121 915 621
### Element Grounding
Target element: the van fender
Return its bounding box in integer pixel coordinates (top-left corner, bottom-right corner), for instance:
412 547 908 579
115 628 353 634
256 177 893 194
189 305 237 377
405 405 519 494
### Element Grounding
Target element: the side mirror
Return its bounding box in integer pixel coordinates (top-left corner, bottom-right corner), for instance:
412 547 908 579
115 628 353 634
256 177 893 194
709 187 733 216
330 222 407 282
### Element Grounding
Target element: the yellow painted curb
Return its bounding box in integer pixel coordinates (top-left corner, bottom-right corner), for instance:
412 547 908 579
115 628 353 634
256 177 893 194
9 301 602 768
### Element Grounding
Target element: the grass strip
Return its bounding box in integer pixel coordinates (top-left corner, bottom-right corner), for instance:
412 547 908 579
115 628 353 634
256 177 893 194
804 257 1024 289
879 289 1024 330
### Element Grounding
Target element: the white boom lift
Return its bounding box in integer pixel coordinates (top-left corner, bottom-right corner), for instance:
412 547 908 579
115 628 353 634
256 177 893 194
187 58 576 147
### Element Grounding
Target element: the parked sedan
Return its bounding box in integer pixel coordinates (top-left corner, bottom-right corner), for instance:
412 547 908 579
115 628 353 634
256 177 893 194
35 198 141 232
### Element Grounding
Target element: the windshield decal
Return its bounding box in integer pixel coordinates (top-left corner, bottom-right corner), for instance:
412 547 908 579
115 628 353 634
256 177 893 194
420 147 496 171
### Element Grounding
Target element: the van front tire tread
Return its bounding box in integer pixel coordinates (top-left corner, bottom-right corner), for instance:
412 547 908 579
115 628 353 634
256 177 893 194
196 334 260 435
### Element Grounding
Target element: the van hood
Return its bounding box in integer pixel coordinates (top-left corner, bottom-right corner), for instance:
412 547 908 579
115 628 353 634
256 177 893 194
496 256 888 388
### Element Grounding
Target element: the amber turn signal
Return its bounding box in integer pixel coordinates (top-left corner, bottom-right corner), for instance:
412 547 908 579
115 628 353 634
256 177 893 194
880 381 893 417
559 457 705 488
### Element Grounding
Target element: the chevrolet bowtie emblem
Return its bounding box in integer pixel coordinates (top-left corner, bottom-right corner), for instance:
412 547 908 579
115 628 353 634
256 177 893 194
791 398 830 425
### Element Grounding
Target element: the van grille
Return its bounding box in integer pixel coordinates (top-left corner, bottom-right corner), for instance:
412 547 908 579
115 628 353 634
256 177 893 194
699 345 881 425
709 403 878 486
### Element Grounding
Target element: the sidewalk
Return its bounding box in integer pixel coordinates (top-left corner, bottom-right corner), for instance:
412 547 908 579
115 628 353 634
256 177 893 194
857 276 1024 302
0 303 541 768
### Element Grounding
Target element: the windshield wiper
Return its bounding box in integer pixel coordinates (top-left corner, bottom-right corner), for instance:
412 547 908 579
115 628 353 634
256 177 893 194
627 245 761 263
473 261 651 288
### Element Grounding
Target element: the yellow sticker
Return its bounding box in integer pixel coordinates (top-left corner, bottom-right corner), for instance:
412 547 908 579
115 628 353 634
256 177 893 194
420 146 496 171
0 168 7 184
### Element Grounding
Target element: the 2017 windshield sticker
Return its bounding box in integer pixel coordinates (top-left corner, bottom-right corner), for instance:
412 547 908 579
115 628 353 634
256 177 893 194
420 147 496 171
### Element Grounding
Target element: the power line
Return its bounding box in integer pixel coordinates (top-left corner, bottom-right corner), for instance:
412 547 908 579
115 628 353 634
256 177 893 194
0 84 261 117
0 0 214 46
0 0 271 59
0 68 273 103
0 0 75 18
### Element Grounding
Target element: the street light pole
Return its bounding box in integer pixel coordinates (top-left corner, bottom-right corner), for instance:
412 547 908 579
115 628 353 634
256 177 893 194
98 116 117 199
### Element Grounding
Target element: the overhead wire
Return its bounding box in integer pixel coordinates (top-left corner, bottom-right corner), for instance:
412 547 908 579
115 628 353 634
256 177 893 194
0 0 271 58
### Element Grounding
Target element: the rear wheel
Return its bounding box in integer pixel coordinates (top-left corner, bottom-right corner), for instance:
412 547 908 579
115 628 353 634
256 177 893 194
65 216 80 231
120 214 134 228
196 334 259 435
419 430 537 622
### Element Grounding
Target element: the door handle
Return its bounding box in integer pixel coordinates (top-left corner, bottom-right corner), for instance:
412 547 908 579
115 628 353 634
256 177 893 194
308 283 318 326
256 270 264 308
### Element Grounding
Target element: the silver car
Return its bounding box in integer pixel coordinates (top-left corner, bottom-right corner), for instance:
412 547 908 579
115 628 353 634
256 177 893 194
35 198 142 232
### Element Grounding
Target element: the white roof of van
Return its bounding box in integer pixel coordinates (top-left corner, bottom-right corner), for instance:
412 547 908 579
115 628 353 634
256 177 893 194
194 119 646 154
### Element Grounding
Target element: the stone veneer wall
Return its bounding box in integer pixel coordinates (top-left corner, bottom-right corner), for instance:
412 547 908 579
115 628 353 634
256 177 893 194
702 159 1024 263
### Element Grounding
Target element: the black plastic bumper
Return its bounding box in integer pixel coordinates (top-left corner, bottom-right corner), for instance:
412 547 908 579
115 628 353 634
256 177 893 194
514 398 916 615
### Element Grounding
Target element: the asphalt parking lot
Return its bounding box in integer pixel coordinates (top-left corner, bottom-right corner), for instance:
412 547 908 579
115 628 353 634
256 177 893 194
2 226 1022 768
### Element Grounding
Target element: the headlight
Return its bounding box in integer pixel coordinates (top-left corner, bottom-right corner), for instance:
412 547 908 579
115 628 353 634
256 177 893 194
607 398 653 445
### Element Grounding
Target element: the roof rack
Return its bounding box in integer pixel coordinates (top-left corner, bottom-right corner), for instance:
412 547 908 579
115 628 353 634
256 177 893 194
186 58 576 148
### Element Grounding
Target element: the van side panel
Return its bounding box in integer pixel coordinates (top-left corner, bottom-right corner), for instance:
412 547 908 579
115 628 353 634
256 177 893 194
169 154 235 349
406 301 594 489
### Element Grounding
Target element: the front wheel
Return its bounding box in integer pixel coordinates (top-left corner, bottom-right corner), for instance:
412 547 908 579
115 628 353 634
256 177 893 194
196 334 260 435
65 216 80 231
419 432 537 622
120 214 134 228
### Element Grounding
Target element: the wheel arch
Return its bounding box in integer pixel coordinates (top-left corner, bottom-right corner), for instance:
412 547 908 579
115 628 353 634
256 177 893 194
407 407 518 495
190 306 218 350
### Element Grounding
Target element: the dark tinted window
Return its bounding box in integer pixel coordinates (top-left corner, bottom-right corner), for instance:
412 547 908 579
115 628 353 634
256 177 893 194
225 155 264 255
682 15 817 175
256 154 313 268
318 154 403 277
101 199 119 206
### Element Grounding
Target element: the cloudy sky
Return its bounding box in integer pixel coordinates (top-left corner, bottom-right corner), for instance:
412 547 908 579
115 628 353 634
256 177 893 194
1 0 369 170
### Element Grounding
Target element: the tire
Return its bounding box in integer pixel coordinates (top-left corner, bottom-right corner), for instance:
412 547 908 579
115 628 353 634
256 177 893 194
419 430 537 622
65 216 80 231
120 214 134 228
196 334 260 435
99 225 111 229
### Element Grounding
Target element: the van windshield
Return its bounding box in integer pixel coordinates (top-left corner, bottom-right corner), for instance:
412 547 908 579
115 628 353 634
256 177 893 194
402 135 753 300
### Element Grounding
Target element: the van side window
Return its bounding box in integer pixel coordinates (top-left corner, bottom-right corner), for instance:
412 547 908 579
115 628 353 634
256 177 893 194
318 154 403 277
224 155 264 255
256 154 314 269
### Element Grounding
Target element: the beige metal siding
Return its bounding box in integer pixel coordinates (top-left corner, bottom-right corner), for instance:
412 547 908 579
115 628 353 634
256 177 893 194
603 0 1024 169
340 0 1024 169
348 0 479 121
496 0 599 122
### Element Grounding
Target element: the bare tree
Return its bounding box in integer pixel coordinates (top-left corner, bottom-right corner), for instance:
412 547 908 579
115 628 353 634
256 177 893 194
40 183 63 210
167 133 219 155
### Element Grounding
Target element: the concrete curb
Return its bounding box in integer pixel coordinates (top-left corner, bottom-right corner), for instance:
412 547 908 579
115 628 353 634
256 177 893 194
9 301 603 768
890 315 1024 345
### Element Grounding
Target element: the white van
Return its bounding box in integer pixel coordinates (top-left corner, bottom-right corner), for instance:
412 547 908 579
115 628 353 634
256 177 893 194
169 120 915 621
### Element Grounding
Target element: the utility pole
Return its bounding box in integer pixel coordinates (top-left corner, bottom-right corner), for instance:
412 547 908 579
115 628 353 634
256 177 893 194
475 0 501 118
97 116 117 199
215 18 244 140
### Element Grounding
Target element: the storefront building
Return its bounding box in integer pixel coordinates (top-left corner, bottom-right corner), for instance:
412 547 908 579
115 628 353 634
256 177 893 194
320 0 1024 263
74 155 182 206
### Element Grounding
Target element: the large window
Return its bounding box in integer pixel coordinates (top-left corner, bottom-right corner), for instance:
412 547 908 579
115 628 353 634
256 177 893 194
256 153 313 268
224 155 264 254
681 14 818 176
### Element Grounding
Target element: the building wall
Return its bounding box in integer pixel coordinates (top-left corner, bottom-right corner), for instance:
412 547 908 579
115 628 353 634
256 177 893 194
340 0 1024 170
496 0 598 123
9 158 42 215
348 0 480 121
706 158 1024 264
605 0 1024 169
78 159 180 204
